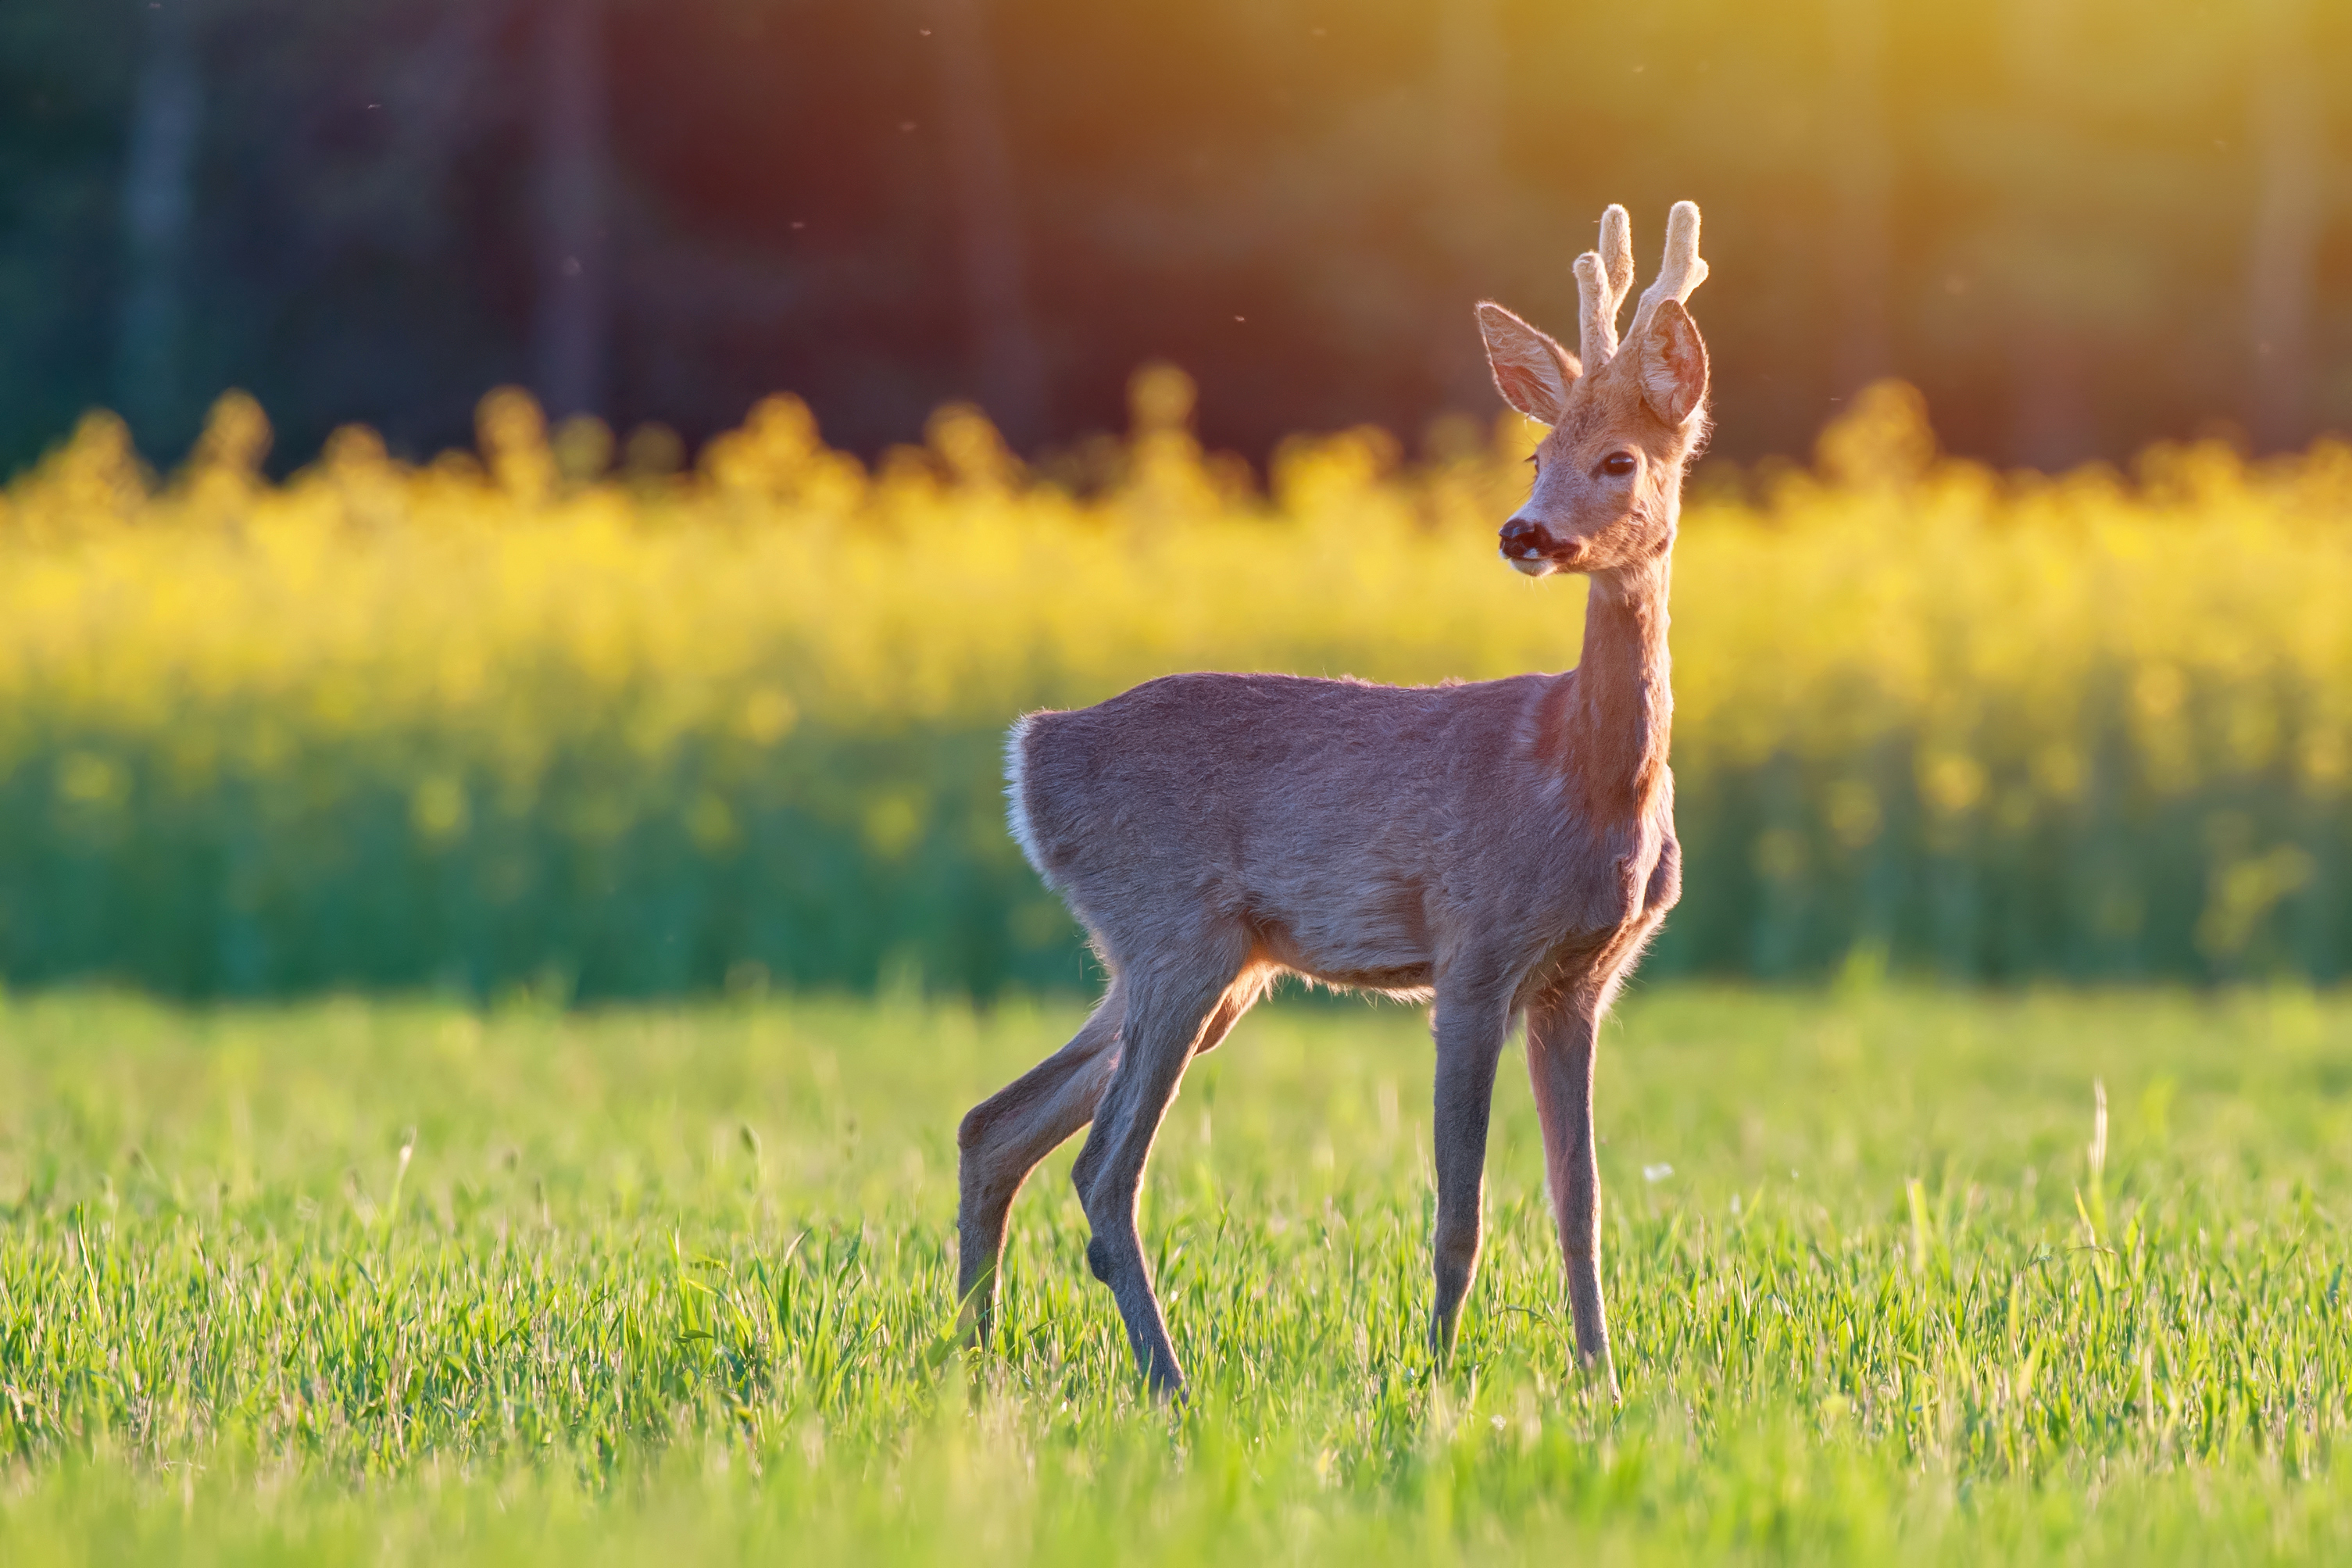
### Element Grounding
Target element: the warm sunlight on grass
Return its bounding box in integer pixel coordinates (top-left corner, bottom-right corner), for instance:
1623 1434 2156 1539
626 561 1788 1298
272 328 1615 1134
0 985 2347 1564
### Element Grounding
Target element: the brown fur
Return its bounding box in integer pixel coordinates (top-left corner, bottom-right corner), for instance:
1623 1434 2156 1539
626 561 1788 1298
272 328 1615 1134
956 204 1713 1400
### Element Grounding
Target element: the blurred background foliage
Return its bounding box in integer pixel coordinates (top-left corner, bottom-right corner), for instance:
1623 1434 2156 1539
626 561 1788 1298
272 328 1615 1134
0 0 2347 480
4 376 2350 997
4 0 2351 998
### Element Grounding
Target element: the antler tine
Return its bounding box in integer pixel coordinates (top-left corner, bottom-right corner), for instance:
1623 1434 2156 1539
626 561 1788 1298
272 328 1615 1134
1571 255 1612 368
1572 205 1637 366
1630 200 1708 339
1600 204 1634 311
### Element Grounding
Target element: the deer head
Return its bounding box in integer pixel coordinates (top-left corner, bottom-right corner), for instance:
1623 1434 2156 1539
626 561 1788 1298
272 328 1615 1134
1477 202 1710 578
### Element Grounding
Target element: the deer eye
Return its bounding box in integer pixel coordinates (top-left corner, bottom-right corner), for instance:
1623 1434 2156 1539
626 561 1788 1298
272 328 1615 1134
1599 451 1639 478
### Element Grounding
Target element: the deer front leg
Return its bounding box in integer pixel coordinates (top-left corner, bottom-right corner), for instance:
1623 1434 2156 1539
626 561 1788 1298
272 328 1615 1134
1525 994 1617 1396
1428 983 1511 1362
956 982 1125 1345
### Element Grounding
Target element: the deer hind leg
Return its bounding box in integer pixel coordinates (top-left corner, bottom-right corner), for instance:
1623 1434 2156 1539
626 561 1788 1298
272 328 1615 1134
956 980 1126 1345
1428 979 1514 1361
1068 947 1253 1398
1525 992 1618 1397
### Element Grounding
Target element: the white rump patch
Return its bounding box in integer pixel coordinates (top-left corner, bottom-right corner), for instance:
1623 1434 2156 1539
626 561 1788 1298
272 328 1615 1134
1004 714 1049 882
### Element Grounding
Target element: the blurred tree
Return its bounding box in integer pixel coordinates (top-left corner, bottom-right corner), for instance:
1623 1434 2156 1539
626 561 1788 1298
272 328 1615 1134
0 0 2343 476
189 0 526 457
0 9 134 475
1998 0 2096 470
534 0 610 422
1427 0 1507 409
1823 0 1893 398
928 0 1048 446
2247 0 2322 451
115 0 203 451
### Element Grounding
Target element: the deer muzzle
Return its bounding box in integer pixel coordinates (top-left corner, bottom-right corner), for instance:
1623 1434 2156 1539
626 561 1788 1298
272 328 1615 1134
1499 517 1585 576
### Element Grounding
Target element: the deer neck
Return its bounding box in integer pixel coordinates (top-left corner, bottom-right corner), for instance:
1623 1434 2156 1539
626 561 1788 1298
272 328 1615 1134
1558 552 1673 823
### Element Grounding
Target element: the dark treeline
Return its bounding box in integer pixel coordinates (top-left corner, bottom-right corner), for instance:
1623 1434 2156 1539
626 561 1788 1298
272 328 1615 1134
2 0 2346 480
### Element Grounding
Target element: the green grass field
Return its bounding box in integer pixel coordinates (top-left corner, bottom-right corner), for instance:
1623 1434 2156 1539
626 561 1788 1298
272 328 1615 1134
1 984 2347 1564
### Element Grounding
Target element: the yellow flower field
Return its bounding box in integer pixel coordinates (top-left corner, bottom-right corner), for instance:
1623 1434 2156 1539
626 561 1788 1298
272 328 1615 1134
2 374 2348 994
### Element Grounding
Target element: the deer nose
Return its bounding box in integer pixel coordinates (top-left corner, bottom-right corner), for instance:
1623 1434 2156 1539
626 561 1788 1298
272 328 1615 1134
1499 517 1553 559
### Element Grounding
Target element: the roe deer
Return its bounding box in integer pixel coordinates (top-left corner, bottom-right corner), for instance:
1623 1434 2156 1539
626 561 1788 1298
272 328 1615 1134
956 202 1710 1399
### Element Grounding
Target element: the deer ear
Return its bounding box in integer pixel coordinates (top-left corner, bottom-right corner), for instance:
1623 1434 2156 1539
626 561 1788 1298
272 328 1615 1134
1635 298 1708 425
1476 302 1579 425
